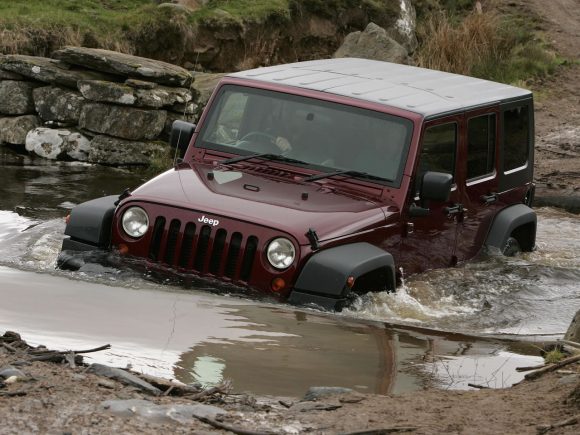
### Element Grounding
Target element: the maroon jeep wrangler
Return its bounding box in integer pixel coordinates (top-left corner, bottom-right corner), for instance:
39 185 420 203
59 59 536 310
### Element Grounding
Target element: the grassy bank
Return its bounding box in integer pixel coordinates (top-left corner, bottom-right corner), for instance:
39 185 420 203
415 0 563 85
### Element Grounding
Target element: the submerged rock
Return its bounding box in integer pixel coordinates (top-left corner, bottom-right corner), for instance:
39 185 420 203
0 55 112 89
0 80 38 115
78 80 194 109
102 399 224 424
0 115 41 145
334 22 410 65
25 127 91 161
87 363 162 395
88 135 169 166
52 47 193 87
79 103 167 141
33 86 85 123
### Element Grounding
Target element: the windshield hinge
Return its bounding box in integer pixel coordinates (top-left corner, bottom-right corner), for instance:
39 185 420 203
306 228 320 251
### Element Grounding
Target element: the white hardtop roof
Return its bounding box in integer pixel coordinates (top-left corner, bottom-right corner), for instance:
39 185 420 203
228 58 531 118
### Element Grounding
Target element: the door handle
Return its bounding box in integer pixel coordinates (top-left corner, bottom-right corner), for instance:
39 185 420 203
481 193 498 204
445 203 466 216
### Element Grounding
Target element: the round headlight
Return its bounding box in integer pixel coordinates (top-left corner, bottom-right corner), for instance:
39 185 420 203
266 238 295 269
122 207 149 238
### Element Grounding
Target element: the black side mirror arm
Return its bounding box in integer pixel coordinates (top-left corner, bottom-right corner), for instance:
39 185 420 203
409 203 430 217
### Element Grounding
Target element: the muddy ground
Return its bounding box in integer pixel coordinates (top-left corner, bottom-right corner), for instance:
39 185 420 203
528 0 580 208
1 331 579 435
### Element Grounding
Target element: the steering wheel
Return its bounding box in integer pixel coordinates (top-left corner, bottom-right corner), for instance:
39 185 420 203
237 131 281 154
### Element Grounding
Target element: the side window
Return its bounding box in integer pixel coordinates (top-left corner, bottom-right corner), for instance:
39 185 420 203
503 105 529 171
467 114 496 180
418 123 457 179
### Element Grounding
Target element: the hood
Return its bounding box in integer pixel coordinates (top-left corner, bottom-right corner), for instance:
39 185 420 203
130 163 397 245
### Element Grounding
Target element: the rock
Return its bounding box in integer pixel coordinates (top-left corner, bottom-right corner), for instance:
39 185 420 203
125 79 157 90
0 115 41 145
102 399 224 424
303 386 354 402
334 22 410 65
87 363 162 395
79 103 167 141
191 72 226 105
52 47 193 87
0 55 114 89
0 366 26 379
25 127 91 161
0 70 25 80
564 309 580 343
0 81 37 115
78 80 194 109
390 0 418 53
290 401 342 412
33 86 85 123
88 135 169 166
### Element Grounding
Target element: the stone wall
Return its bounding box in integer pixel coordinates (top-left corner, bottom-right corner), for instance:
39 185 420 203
0 47 213 166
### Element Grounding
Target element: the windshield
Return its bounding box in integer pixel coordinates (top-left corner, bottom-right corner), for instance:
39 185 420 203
198 85 414 185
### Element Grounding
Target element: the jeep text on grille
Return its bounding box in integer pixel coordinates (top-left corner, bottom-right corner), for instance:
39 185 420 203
59 59 537 310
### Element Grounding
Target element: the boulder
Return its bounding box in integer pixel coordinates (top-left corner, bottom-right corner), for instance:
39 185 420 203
88 135 169 166
0 70 25 80
79 103 167 141
334 22 410 65
0 115 41 145
78 80 194 109
0 81 37 115
0 55 113 89
390 0 418 53
33 86 85 123
25 127 91 161
52 47 193 87
565 309 580 343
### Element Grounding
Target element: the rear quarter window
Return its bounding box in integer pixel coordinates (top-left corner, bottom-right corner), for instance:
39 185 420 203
503 105 530 171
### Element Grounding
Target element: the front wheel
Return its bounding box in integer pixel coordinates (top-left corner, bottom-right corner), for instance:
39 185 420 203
502 236 521 256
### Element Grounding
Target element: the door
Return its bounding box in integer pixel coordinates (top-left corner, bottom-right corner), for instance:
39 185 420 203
456 108 502 260
400 116 462 275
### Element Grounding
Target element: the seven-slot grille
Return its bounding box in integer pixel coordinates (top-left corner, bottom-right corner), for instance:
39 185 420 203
147 215 259 282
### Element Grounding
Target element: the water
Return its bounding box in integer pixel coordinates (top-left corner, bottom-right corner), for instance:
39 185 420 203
0 147 577 396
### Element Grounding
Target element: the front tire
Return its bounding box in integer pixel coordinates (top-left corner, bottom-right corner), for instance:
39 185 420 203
502 236 521 256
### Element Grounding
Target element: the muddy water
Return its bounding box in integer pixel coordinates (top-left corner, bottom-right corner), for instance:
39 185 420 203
0 147 577 396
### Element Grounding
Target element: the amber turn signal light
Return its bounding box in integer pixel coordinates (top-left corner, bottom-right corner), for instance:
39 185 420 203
117 244 129 255
346 276 355 288
271 278 286 292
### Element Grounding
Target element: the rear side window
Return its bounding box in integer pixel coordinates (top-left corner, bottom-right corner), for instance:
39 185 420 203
418 123 457 178
503 105 529 171
467 114 496 179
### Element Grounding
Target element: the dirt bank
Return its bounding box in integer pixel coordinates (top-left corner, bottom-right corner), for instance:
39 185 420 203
1 331 579 434
526 0 580 208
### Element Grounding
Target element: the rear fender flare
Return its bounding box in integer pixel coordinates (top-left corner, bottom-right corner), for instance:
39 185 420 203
485 204 537 252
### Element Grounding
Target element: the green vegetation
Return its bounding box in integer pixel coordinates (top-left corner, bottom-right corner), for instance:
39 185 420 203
543 348 566 364
415 2 562 85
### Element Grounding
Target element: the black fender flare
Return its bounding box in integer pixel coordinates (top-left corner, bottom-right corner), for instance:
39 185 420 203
288 242 396 310
485 204 537 252
62 195 117 251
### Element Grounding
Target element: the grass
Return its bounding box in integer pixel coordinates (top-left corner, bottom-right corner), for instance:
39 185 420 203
415 1 562 85
543 348 566 364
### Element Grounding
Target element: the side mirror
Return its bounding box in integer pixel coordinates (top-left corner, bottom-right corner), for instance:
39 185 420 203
409 171 453 217
421 171 453 203
170 120 196 155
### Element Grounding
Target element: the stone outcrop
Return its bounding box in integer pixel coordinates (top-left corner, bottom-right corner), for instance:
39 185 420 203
88 135 168 166
334 22 411 65
25 127 91 161
0 55 112 89
0 48 195 166
0 115 41 144
33 86 85 123
52 47 193 87
565 309 580 343
79 103 167 141
78 80 194 109
0 81 37 115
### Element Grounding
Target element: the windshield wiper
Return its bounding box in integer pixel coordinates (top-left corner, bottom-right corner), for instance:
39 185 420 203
303 170 389 183
221 153 308 166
